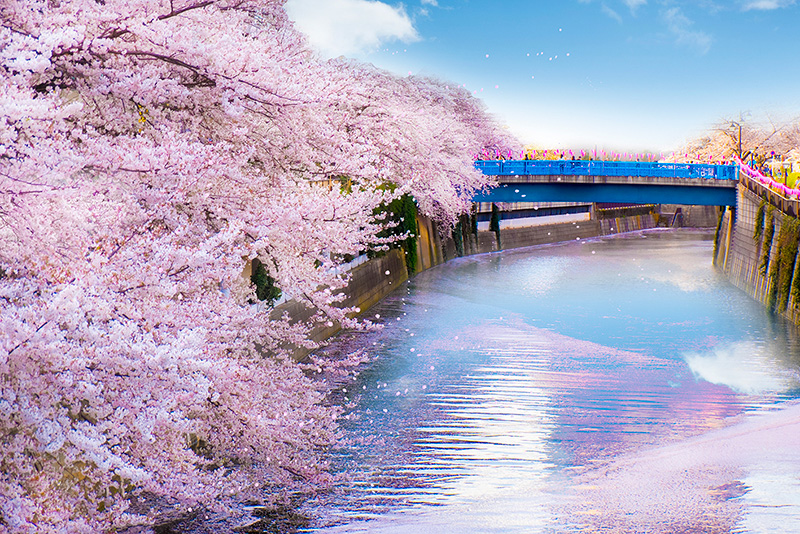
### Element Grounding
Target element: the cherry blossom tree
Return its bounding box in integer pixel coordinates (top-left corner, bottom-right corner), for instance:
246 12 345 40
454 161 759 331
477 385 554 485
0 0 514 530
666 117 800 165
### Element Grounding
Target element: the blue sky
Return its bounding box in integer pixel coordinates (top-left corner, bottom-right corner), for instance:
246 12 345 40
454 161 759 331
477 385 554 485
285 0 800 153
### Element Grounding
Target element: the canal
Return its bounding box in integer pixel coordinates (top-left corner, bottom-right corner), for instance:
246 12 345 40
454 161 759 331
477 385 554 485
302 228 800 533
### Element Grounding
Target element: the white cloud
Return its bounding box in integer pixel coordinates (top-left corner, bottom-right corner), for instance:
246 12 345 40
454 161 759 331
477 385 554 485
623 0 646 9
602 3 624 22
285 0 420 58
663 7 712 54
742 0 796 9
421 0 438 5
584 0 641 19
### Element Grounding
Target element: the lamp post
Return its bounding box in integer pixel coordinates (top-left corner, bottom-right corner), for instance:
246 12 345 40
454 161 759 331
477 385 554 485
730 121 742 159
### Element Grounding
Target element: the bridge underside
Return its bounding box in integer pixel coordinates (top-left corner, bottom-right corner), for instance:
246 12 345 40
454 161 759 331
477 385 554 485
473 182 737 206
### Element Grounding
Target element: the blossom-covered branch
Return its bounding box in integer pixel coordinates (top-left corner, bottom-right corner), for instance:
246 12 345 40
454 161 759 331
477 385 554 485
0 0 515 530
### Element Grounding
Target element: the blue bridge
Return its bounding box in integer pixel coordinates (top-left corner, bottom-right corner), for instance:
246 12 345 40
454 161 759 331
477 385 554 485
472 160 739 206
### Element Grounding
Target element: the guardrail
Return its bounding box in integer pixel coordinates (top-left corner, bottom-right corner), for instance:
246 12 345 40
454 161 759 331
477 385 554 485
736 157 800 217
475 160 738 180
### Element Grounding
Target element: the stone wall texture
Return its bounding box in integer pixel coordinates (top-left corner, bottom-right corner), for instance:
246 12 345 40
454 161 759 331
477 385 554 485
716 180 800 324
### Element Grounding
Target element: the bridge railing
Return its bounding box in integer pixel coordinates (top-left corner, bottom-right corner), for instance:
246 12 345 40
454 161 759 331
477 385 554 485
475 160 738 180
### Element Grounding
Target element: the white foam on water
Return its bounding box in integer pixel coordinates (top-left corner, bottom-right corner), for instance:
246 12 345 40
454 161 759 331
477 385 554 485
683 341 798 395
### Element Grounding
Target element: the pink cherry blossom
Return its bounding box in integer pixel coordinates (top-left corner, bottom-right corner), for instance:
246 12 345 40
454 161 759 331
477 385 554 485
0 0 516 530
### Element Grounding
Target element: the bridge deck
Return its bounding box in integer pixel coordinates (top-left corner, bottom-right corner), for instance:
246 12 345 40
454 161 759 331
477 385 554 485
476 160 738 180
473 160 739 206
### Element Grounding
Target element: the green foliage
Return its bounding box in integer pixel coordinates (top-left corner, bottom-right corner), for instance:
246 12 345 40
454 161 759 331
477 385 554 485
396 194 419 274
770 216 800 313
250 258 282 305
337 176 353 194
754 198 767 241
775 218 800 313
791 244 800 309
374 194 419 274
767 248 780 312
758 207 775 277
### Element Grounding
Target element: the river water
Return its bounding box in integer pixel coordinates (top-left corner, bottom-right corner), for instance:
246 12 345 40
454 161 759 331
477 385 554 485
302 229 800 533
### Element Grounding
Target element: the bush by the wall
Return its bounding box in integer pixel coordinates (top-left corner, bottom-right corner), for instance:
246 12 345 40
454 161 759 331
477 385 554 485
773 217 800 313
251 258 282 305
373 193 419 274
759 206 775 277
754 198 767 241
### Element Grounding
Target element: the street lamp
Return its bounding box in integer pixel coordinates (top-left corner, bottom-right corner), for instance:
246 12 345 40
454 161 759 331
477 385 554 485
730 121 742 159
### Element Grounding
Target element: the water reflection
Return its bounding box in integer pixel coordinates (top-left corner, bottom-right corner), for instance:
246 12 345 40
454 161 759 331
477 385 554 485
303 229 800 533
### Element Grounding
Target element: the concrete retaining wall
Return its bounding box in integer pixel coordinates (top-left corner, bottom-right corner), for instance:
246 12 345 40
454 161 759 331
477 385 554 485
599 214 658 235
716 182 800 324
716 187 764 300
417 210 659 268
660 205 720 227
271 249 408 358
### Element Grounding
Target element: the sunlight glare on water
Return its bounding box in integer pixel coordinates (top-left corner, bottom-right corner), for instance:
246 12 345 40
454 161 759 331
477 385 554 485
303 229 800 534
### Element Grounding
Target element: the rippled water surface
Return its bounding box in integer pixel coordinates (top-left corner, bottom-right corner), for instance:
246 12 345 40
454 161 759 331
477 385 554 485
303 229 800 533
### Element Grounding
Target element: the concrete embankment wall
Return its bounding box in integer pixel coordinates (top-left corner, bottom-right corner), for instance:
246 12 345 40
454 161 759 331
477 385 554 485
715 187 762 299
716 180 800 324
428 211 659 263
271 249 408 357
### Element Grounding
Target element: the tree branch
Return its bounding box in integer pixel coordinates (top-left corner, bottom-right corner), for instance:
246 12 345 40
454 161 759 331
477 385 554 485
158 1 216 22
7 321 50 357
